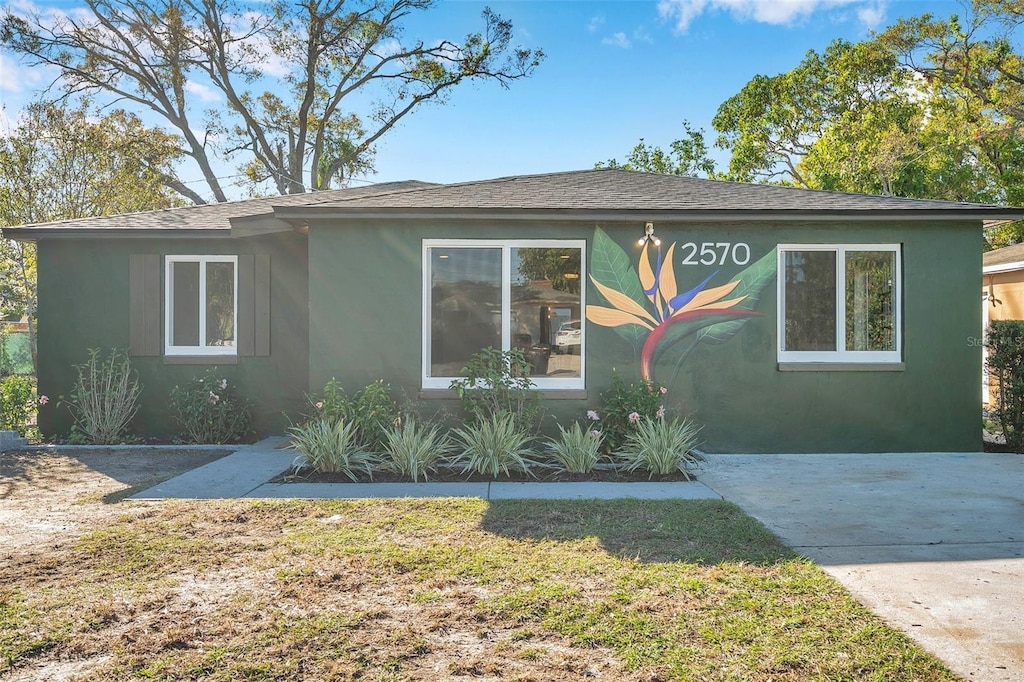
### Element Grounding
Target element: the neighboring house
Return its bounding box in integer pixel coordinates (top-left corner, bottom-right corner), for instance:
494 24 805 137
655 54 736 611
5 169 1022 452
982 241 1024 405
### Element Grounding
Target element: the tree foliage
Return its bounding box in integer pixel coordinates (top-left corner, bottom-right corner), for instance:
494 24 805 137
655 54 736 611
597 120 718 178
0 100 184 373
2 0 544 203
600 1 1022 246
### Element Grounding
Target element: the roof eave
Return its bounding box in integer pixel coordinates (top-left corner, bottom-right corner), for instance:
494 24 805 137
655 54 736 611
3 228 231 240
273 206 1024 223
983 261 1024 274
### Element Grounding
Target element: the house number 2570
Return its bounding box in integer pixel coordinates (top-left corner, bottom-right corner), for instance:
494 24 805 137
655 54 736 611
678 242 751 266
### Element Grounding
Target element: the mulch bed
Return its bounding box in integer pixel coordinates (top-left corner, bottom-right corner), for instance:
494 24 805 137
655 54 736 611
274 467 698 484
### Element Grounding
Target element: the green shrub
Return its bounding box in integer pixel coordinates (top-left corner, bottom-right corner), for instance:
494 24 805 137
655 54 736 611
615 416 703 478
987 320 1024 452
381 419 453 482
65 348 141 444
169 369 253 444
451 413 536 479
288 418 377 481
449 347 543 433
0 374 35 434
309 378 398 452
594 370 667 452
544 421 604 474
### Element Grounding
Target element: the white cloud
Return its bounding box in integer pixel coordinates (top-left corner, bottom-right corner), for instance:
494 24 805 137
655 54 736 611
658 0 881 32
602 32 632 49
587 16 605 32
857 1 888 30
185 81 222 104
0 54 42 94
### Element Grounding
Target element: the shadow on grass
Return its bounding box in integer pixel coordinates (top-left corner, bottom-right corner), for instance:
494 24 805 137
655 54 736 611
481 498 797 566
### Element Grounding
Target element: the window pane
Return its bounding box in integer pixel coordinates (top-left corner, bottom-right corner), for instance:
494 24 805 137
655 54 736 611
206 261 235 347
171 261 200 347
512 247 582 378
430 248 501 376
846 251 895 352
784 251 837 351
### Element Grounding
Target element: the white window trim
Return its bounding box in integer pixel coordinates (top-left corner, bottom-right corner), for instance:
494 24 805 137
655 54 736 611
422 239 586 390
777 244 901 364
165 255 238 356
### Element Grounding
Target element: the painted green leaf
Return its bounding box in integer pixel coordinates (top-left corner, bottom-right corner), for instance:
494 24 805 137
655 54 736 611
695 248 777 345
589 227 650 349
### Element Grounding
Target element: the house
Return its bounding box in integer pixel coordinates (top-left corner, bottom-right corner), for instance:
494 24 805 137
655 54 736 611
983 241 1024 405
6 169 1021 452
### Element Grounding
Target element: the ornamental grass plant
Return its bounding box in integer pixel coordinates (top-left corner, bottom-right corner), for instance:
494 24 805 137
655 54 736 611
451 412 536 479
288 418 378 481
616 416 703 478
544 421 604 474
381 418 453 482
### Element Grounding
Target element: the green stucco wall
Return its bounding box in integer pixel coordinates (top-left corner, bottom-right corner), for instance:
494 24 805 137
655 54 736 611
308 218 981 453
36 233 309 440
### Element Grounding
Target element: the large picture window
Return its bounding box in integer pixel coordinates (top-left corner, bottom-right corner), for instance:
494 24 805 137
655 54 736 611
165 255 237 356
423 240 585 389
778 245 900 363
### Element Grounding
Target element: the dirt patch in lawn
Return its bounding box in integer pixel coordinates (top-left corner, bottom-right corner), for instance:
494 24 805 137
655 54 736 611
0 447 230 554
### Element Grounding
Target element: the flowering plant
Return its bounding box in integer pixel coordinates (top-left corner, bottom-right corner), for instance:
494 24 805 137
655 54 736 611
169 369 253 444
591 370 667 453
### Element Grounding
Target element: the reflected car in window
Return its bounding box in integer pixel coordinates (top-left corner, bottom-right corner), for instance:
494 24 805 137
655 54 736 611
555 320 581 354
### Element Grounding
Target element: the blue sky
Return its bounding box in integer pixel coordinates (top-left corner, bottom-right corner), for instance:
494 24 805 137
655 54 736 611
0 1 967 200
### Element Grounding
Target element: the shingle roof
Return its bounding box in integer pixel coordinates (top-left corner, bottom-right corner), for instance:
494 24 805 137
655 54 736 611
984 242 1024 269
286 168 1023 217
2 180 436 235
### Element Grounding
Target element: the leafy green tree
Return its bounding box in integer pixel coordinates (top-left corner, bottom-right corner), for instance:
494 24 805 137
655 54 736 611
0 100 184 373
597 120 718 178
2 0 544 202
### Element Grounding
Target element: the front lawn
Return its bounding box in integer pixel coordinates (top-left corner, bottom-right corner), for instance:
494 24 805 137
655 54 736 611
1 499 956 680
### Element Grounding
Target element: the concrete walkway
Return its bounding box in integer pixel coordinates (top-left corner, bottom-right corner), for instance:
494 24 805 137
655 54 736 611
131 436 721 501
699 452 1024 682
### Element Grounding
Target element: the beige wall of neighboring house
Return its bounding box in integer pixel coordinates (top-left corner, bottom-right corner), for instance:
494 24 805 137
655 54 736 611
983 242 1024 405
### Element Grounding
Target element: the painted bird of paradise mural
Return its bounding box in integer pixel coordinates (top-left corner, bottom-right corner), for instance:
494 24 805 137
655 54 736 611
586 227 777 383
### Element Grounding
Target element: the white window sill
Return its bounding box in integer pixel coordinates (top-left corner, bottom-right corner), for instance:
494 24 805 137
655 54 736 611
418 389 588 400
164 355 239 365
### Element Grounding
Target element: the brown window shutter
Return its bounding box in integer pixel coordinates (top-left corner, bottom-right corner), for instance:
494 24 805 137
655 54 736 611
129 254 161 356
237 254 270 357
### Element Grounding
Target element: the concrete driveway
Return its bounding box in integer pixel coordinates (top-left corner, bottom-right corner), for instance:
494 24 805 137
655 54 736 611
699 452 1023 682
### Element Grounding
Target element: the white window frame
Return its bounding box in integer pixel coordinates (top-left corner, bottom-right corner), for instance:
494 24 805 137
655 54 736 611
422 239 586 390
777 244 901 364
165 255 238 356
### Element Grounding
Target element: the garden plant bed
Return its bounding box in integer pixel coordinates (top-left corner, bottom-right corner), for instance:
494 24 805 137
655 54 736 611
273 465 699 485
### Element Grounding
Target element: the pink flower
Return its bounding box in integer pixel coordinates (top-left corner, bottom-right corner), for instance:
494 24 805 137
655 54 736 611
219 379 228 390
586 410 600 421
628 411 640 423
315 401 324 410
656 405 665 418
38 395 49 405
590 430 601 438
208 392 220 405
660 386 668 395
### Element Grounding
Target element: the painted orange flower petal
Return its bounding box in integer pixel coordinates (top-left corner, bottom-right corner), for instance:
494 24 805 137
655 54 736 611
638 241 655 296
589 276 659 326
689 295 748 312
659 242 678 308
586 305 655 331
676 280 741 313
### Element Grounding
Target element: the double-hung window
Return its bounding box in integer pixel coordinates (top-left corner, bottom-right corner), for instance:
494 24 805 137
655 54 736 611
423 240 585 389
165 255 238 356
778 245 901 364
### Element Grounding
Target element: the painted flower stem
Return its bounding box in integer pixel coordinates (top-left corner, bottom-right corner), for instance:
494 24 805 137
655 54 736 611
640 309 763 382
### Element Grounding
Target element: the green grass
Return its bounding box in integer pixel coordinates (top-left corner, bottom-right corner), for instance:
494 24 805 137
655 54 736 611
1 499 958 681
